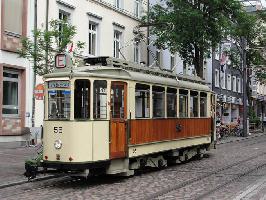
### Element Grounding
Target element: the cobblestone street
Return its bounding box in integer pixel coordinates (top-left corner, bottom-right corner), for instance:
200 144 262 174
1 133 266 200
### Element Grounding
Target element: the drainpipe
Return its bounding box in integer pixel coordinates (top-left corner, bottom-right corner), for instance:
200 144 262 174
45 0 49 68
32 0 37 127
241 37 248 137
146 0 150 66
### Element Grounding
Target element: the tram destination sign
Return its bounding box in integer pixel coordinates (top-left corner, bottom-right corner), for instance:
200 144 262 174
48 81 70 89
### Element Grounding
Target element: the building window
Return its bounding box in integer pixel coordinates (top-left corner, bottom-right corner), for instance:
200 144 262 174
135 83 150 118
93 80 107 119
59 10 70 44
156 50 161 67
170 55 175 69
167 88 177 118
2 70 19 115
59 9 70 21
74 80 90 119
152 86 165 118
134 0 140 17
227 74 231 90
4 0 23 35
115 0 123 9
134 42 140 63
89 22 97 56
200 93 207 117
215 69 219 87
220 70 226 89
179 89 188 118
232 76 237 92
237 78 241 93
203 63 207 80
190 91 199 117
114 30 121 58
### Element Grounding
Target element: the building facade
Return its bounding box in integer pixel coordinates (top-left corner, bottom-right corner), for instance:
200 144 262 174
0 0 36 141
212 43 243 125
33 0 148 127
0 0 148 142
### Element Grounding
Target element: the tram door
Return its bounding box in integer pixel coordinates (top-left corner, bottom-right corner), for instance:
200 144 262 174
110 82 127 159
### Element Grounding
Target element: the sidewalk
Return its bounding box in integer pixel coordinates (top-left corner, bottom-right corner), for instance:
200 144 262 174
217 130 265 145
0 145 39 185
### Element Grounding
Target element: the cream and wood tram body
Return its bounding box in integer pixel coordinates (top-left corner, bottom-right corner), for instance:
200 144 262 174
42 56 215 177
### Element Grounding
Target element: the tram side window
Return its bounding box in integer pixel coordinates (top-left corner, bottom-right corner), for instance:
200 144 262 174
200 92 207 117
74 80 90 119
190 91 199 117
93 80 107 119
179 89 188 117
153 86 165 118
167 88 177 118
135 83 150 118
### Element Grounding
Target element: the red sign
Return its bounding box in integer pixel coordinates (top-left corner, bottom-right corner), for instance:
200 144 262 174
55 54 66 68
34 84 45 100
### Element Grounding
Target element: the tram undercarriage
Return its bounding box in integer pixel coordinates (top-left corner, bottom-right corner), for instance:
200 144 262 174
25 143 210 180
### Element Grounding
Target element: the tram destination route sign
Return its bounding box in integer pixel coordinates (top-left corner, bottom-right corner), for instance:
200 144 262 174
48 81 70 88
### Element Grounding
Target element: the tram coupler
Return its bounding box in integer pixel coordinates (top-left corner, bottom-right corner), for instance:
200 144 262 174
24 162 39 181
24 145 44 181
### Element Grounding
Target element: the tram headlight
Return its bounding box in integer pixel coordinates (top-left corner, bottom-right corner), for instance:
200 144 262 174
54 139 62 149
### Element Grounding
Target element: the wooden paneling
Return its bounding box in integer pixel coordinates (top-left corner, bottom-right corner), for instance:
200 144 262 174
110 121 127 159
130 118 211 145
110 81 127 159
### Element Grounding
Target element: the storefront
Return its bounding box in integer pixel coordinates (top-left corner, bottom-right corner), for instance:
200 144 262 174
216 94 242 125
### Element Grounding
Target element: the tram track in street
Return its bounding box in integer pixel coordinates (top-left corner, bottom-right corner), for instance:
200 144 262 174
1 135 266 199
141 150 266 200
0 174 63 190
0 176 77 199
194 162 266 200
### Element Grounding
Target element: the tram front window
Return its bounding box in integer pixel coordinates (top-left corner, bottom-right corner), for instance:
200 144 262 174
48 90 71 119
75 80 90 119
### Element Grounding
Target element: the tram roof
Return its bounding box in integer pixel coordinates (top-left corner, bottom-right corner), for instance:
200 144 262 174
44 65 211 92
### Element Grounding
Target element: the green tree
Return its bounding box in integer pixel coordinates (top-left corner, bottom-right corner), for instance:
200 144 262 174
145 0 246 78
226 10 266 103
19 19 85 76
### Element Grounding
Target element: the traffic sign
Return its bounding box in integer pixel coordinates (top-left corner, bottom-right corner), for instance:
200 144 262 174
34 84 45 100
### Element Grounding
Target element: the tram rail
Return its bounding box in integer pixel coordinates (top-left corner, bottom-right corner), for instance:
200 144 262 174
141 150 266 200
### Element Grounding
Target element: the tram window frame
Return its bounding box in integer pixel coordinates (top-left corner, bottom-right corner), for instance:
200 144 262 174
93 80 107 119
200 92 208 117
152 86 165 118
135 83 150 118
167 87 177 118
190 91 199 118
74 79 90 120
179 89 188 118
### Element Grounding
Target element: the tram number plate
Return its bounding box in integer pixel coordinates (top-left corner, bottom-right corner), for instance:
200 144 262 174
54 127 63 134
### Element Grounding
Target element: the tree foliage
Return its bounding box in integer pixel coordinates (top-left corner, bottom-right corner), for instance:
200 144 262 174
228 10 266 82
145 0 262 78
19 19 85 76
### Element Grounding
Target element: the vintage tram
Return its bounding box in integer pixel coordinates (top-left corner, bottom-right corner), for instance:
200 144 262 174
41 56 215 177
